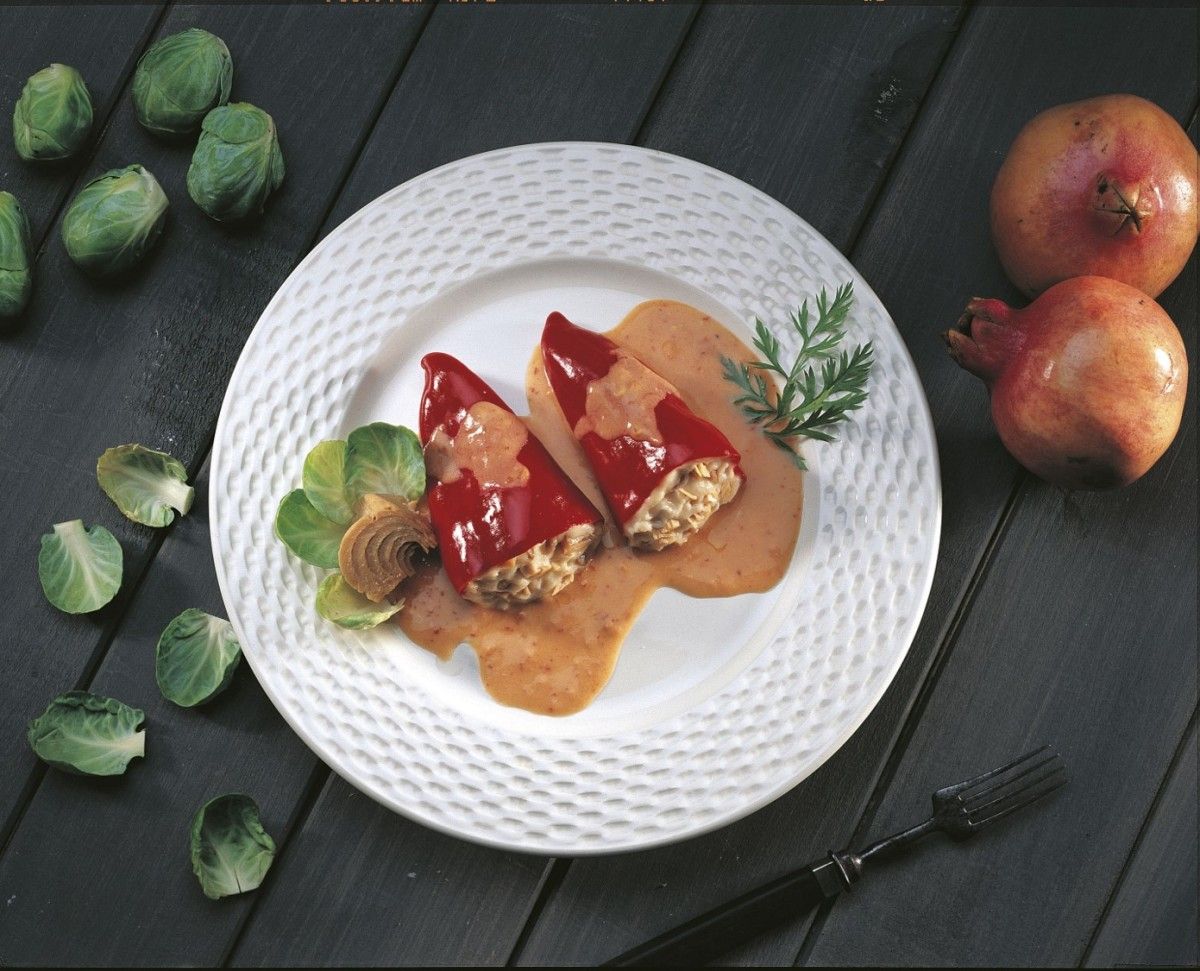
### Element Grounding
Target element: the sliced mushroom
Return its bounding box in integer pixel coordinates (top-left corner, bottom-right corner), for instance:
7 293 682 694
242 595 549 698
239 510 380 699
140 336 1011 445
338 494 437 603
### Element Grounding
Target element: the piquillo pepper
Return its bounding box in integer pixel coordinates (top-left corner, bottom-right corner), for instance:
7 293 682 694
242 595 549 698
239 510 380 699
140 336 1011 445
419 352 602 608
540 312 744 551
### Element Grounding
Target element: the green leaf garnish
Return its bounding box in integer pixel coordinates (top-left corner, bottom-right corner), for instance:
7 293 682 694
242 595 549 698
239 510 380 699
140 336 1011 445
274 489 346 569
722 282 873 469
302 440 355 526
315 573 403 630
344 422 424 505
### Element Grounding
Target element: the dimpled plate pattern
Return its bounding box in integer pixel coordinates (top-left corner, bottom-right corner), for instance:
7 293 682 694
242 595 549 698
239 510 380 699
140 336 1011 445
211 143 941 855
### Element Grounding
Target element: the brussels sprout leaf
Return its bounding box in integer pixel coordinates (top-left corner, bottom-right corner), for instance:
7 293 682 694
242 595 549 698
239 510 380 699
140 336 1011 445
316 573 403 630
190 794 276 900
275 489 345 569
97 443 194 527
156 609 242 708
27 691 145 776
302 440 354 526
38 520 122 613
345 422 424 506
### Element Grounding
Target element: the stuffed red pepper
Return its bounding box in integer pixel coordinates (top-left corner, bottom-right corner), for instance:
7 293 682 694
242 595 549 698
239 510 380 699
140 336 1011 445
540 312 744 551
419 352 602 609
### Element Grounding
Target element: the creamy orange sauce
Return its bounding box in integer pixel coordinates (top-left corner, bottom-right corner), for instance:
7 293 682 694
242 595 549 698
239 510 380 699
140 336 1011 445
399 300 803 715
425 400 529 489
574 350 676 445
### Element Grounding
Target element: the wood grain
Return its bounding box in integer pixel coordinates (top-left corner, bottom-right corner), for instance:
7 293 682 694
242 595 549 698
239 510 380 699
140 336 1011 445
0 0 429 898
0 5 1193 967
0 4 163 253
633 3 965 254
515 5 1198 966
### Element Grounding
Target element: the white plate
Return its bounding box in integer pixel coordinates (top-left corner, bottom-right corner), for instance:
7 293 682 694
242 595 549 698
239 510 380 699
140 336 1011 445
211 143 941 855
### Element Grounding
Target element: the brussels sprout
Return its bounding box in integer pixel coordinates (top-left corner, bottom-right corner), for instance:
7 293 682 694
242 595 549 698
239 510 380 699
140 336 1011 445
38 520 123 613
316 573 403 630
27 691 145 776
132 28 233 138
275 488 345 569
190 793 276 899
97 443 194 527
345 423 425 505
156 608 242 707
187 103 284 222
61 165 168 278
0 191 33 318
12 63 93 161
303 440 355 526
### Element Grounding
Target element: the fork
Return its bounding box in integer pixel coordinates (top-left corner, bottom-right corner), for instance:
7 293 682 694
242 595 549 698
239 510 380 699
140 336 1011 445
605 746 1067 967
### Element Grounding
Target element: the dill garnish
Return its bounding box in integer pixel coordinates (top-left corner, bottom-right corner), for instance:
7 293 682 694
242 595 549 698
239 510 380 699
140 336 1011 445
721 282 874 469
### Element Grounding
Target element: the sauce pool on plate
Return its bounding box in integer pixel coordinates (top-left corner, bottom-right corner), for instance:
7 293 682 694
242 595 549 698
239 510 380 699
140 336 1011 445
398 300 804 715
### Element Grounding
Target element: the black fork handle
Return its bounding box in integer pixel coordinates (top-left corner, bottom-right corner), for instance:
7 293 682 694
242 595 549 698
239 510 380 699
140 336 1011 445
603 855 850 967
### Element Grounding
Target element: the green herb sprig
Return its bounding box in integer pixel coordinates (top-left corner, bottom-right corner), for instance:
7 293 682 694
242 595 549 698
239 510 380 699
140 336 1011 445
722 282 874 469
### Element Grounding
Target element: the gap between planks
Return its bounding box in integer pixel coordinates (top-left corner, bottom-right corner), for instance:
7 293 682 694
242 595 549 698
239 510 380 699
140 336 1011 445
218 760 335 967
1078 705 1199 965
793 473 1028 966
24 5 170 265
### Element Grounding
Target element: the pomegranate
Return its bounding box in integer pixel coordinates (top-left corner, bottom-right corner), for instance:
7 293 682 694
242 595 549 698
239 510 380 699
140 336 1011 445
945 276 1187 490
990 94 1198 298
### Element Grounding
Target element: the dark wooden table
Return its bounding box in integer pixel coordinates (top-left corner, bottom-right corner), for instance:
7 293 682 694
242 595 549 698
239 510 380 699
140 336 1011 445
0 3 1195 967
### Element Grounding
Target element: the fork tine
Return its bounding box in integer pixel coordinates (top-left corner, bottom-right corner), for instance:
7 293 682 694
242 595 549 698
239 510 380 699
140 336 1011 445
962 753 1062 809
967 766 1068 829
938 745 1052 798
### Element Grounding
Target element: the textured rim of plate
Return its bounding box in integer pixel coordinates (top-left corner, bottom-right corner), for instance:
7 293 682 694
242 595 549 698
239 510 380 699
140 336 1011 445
211 142 942 855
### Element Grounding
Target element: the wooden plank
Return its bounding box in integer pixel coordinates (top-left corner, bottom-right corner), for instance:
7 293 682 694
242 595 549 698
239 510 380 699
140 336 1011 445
226 6 701 966
0 4 163 249
0 0 429 903
633 2 965 255
231 782 551 968
1085 719 1198 969
318 1 699 234
515 5 1198 966
803 203 1198 966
